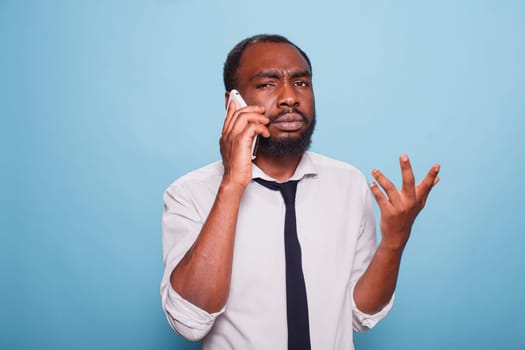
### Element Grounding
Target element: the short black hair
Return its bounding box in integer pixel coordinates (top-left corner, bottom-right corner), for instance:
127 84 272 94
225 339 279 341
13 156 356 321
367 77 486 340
223 34 312 92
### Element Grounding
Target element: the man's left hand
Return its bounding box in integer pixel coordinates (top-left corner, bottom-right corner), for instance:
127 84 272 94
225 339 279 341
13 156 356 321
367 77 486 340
370 154 440 251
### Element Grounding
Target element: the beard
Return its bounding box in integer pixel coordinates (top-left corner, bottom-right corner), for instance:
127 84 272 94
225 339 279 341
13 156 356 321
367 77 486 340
257 108 316 157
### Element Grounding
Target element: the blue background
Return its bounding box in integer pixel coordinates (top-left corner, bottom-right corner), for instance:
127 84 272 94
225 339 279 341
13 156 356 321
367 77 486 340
2 0 524 349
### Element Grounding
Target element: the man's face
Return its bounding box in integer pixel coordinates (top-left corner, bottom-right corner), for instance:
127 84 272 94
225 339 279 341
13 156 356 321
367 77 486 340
235 42 315 156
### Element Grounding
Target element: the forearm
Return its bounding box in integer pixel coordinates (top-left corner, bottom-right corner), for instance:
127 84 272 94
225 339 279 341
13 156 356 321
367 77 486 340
170 180 245 313
353 243 404 314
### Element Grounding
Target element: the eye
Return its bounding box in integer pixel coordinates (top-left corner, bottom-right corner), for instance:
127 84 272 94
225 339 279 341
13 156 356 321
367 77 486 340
294 80 310 87
256 82 276 89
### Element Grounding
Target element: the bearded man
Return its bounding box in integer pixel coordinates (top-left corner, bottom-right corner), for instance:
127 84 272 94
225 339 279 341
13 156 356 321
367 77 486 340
160 34 440 350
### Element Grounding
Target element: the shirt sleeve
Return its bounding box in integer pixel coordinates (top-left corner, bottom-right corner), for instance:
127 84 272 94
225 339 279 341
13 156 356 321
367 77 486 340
162 282 225 341
351 284 394 332
350 183 394 332
160 182 225 341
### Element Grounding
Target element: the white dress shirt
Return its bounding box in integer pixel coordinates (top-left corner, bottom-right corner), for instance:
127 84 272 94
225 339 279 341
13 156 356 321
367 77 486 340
160 151 393 349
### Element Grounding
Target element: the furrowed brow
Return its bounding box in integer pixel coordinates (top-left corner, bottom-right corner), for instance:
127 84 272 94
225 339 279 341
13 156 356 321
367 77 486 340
250 70 282 80
249 69 311 81
291 70 312 79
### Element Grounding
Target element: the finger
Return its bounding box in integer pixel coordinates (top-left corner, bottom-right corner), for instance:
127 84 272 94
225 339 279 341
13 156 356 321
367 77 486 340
400 154 416 199
224 101 244 136
238 122 270 141
224 106 266 136
416 164 440 202
229 112 269 137
224 117 270 152
227 123 270 160
222 99 238 134
371 169 401 203
417 164 440 191
369 181 391 210
253 123 271 138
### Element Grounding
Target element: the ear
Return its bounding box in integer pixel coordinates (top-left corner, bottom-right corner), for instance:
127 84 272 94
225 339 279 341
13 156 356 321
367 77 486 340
224 91 230 110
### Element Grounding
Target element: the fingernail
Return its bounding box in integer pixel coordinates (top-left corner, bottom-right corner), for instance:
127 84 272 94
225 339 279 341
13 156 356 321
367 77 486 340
400 154 408 162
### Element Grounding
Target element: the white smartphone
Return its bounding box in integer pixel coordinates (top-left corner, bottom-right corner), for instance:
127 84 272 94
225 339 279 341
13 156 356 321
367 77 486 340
228 89 259 160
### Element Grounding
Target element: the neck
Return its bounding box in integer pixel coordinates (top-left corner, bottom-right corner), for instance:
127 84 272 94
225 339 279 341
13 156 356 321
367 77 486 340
253 152 304 183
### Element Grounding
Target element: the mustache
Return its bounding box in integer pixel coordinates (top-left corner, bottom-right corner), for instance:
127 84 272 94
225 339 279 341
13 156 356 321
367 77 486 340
268 108 308 124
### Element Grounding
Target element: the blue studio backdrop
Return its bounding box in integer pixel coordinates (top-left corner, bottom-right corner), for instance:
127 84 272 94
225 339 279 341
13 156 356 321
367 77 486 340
2 1 524 349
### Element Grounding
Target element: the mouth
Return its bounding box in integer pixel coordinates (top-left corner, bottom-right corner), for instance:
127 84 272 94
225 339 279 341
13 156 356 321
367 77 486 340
269 112 306 132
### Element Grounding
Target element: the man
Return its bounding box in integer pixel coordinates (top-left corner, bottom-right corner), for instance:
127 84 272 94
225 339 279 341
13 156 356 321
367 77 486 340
161 34 440 349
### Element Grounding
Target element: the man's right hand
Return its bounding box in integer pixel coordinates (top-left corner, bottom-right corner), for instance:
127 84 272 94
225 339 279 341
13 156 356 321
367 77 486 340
219 100 269 188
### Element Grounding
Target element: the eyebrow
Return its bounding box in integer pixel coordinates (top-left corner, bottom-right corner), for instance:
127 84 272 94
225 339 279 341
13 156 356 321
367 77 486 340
250 69 312 81
291 70 312 79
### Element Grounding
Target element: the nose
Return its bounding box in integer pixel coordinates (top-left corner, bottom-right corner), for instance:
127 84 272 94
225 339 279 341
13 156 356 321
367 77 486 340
277 84 299 108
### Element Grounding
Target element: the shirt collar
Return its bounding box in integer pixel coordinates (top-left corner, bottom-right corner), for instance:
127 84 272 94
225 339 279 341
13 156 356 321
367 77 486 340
251 151 318 183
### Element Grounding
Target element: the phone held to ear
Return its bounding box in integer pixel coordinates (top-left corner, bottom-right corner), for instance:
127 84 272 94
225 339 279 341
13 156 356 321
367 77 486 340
228 89 259 160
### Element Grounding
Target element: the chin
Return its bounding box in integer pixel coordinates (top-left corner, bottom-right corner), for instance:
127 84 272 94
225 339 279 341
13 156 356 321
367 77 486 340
260 116 315 157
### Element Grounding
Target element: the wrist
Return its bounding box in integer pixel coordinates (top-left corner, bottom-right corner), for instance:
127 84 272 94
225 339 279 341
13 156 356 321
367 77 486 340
219 177 248 197
377 240 406 255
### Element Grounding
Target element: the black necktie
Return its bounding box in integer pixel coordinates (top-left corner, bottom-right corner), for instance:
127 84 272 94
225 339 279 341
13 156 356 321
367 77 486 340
254 178 311 350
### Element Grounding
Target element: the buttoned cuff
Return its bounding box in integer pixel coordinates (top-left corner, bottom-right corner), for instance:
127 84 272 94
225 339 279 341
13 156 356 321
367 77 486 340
163 284 225 341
